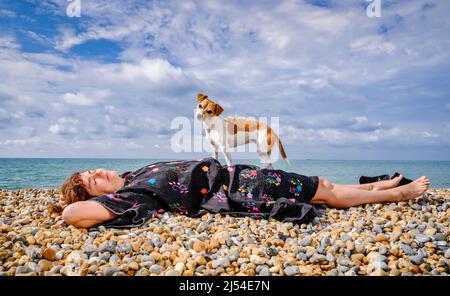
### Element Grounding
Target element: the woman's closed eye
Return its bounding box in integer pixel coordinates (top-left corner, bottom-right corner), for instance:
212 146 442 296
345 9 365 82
88 171 96 184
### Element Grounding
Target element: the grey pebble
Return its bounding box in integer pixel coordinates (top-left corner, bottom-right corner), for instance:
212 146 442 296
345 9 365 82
299 237 312 246
372 225 383 234
326 253 335 263
82 244 97 256
212 258 230 269
228 249 240 262
25 248 39 260
25 262 41 273
116 242 132 253
55 250 64 261
12 236 26 244
15 266 32 275
400 244 416 256
266 247 278 257
258 266 270 276
150 264 163 274
415 234 431 244
309 254 327 264
103 266 121 276
438 259 447 267
431 269 441 276
388 204 398 211
417 225 426 233
341 234 352 242
321 237 332 248
373 261 388 271
109 254 120 264
325 269 338 276
343 249 351 257
336 266 349 273
140 255 155 264
444 249 450 259
355 243 365 254
412 204 422 211
336 257 351 267
284 266 299 276
88 231 100 238
296 252 307 261
316 246 326 254
98 242 115 253
50 265 63 274
433 233 446 241
99 252 111 262
378 246 388 256
374 255 387 262
88 265 98 273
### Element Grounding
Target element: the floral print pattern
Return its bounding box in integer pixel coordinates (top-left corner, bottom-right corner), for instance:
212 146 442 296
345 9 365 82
168 181 189 194
91 158 320 228
266 172 282 186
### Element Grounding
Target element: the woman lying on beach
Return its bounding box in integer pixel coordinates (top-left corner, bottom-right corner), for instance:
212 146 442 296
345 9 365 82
54 158 429 228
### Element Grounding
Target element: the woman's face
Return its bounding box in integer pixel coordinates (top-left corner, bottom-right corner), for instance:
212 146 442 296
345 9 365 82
80 168 124 196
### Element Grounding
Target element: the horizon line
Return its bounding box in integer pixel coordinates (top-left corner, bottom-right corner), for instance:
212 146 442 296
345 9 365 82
0 157 449 161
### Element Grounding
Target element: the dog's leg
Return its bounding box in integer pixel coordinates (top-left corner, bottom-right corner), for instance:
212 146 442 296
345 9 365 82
210 143 218 160
258 148 273 169
221 147 233 166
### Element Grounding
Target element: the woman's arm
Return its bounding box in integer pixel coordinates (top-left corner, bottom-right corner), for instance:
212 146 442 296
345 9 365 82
62 200 117 228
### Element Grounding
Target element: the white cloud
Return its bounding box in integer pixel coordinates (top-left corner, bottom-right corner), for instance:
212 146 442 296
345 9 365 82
62 90 112 106
350 36 397 55
0 138 39 147
0 9 16 19
291 78 331 89
0 35 20 50
124 141 145 149
280 123 443 149
0 0 449 158
49 117 80 136
422 131 439 139
18 127 37 137
118 59 190 85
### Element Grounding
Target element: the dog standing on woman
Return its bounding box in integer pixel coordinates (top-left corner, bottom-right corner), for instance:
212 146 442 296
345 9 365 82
195 93 290 169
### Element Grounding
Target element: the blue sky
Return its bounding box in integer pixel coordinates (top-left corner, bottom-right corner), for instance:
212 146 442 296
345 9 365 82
0 0 449 160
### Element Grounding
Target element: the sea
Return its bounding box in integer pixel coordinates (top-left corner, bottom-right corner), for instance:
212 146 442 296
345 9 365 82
0 158 449 190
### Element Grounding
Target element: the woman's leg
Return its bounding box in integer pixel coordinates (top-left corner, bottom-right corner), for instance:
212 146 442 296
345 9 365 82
62 201 117 228
337 174 404 191
310 176 429 208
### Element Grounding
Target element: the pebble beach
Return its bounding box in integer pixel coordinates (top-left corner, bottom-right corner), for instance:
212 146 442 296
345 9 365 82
0 188 448 276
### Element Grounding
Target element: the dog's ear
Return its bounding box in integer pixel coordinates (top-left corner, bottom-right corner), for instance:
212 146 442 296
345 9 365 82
214 103 224 116
197 93 208 102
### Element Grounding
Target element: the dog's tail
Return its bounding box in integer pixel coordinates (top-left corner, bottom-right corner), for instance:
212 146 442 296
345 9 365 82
275 135 291 167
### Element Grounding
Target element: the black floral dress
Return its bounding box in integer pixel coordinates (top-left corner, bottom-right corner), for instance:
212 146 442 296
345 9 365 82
90 158 322 228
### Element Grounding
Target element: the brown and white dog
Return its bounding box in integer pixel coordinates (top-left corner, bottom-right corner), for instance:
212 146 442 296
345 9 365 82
195 93 290 169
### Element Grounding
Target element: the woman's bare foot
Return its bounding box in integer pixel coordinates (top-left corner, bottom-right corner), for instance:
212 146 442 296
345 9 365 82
372 175 404 191
395 176 430 201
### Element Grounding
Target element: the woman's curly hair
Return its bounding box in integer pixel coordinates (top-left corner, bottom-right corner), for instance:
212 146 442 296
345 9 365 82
49 171 91 213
